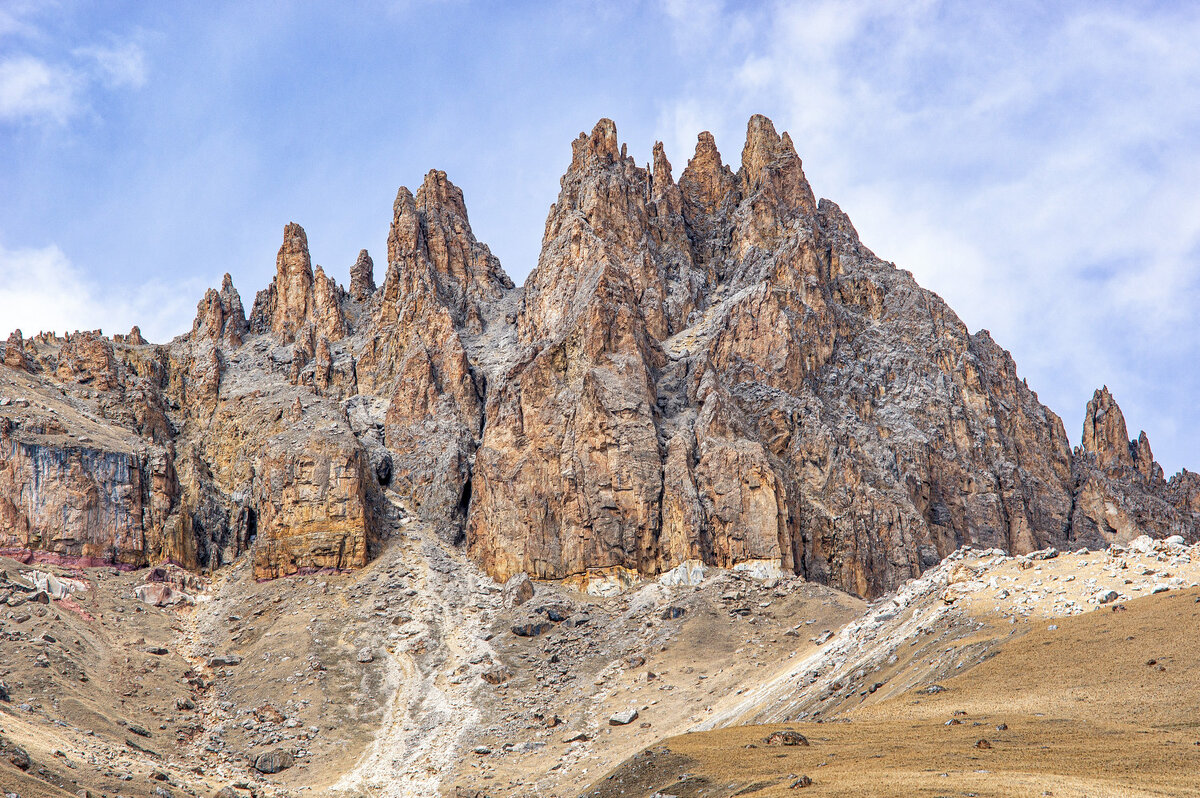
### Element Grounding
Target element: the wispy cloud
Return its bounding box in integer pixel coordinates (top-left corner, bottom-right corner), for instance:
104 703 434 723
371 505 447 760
0 55 76 124
0 238 203 344
74 41 147 89
0 4 148 127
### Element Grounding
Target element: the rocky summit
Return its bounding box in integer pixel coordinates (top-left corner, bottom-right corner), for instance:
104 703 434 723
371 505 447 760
2 115 1195 598
3 116 1200 798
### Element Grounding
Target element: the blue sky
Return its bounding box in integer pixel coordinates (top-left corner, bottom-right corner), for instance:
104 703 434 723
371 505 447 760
2 0 1198 475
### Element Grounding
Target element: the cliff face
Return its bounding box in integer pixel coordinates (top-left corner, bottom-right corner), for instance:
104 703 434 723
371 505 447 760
468 117 1086 596
1 116 1196 597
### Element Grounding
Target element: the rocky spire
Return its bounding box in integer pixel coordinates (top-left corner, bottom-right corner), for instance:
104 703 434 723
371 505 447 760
194 273 248 347
1082 387 1136 470
4 329 29 371
249 224 346 343
679 131 740 271
349 249 376 300
416 168 470 221
738 114 817 226
1132 430 1159 482
651 141 675 200
569 118 621 171
312 266 347 342
124 325 147 346
378 170 511 332
679 131 739 218
269 222 315 339
384 186 422 282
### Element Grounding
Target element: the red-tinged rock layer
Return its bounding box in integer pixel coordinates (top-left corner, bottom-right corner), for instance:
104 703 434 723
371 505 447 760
0 422 179 568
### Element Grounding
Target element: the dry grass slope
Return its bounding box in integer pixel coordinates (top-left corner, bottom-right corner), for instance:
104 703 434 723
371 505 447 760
584 587 1200 797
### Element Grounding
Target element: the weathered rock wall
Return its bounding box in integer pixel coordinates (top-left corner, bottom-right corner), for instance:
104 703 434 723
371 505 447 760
0 426 178 567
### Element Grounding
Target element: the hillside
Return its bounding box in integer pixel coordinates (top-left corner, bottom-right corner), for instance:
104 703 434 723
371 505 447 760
2 116 1198 797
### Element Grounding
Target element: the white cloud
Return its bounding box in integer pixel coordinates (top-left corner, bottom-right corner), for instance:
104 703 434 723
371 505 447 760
0 0 45 41
0 239 202 344
74 41 147 89
0 56 76 124
0 24 148 126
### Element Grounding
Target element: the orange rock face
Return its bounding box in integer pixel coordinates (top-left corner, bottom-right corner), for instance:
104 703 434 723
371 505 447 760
252 438 371 578
0 116 1196 596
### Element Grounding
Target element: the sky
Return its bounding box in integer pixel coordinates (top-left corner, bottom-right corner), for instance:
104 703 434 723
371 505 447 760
1 0 1197 474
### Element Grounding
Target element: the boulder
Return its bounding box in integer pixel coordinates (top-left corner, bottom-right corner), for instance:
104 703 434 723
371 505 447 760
609 708 639 726
765 730 809 746
252 748 295 774
502 573 535 608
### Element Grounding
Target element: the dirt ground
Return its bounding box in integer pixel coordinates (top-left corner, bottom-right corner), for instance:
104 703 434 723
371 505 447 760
0 533 862 798
583 585 1200 798
4 538 1200 797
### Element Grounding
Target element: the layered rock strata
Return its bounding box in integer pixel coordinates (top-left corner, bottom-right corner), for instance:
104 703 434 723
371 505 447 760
1 116 1196 597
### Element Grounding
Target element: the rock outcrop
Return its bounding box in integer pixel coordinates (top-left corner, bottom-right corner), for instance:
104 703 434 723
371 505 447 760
0 410 179 568
356 170 508 541
252 434 371 578
3 330 29 371
1069 387 1185 546
1 115 1196 597
250 223 347 343
349 249 376 300
1082 386 1136 471
194 274 248 347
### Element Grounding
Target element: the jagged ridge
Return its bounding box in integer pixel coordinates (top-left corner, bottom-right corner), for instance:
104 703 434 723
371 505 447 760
1 116 1197 598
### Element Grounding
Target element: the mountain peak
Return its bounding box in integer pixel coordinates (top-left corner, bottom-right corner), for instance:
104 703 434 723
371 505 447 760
1082 386 1134 470
570 118 622 171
